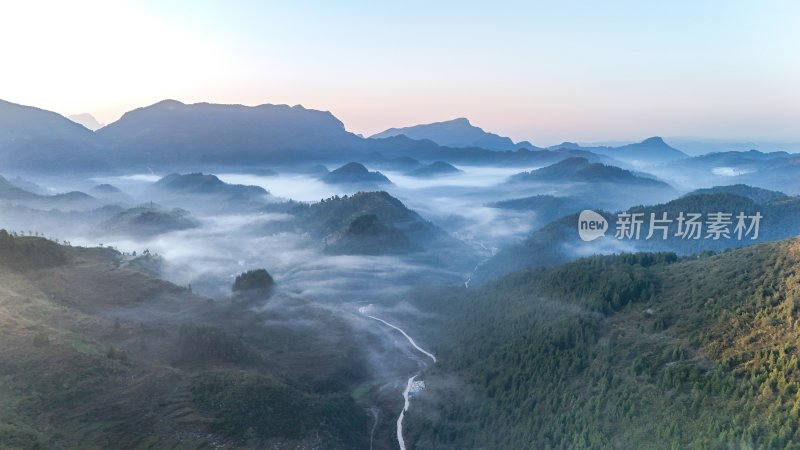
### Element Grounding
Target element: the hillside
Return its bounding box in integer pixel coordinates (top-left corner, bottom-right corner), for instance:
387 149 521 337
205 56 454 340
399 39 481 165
325 213 419 255
487 194 592 225
146 172 271 211
0 175 100 211
407 238 800 448
290 191 478 270
510 156 671 188
0 232 369 449
0 100 108 172
475 189 800 283
98 206 199 237
663 151 800 194
687 184 788 204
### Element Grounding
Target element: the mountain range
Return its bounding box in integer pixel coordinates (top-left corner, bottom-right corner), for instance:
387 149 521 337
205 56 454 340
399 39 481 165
0 174 100 211
661 150 800 194
370 117 538 151
473 184 800 283
0 98 706 173
0 99 108 172
549 136 688 163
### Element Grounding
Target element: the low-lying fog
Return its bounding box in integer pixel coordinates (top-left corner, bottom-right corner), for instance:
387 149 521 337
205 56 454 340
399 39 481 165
20 164 547 302
5 160 722 306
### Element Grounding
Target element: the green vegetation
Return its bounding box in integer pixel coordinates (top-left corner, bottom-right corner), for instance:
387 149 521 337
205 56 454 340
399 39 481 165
177 324 263 366
487 194 591 224
476 190 800 283
327 213 419 255
510 156 672 188
292 191 426 238
0 234 370 449
191 369 367 447
408 238 800 449
687 184 787 204
232 268 275 292
290 191 478 270
0 230 67 270
99 206 199 236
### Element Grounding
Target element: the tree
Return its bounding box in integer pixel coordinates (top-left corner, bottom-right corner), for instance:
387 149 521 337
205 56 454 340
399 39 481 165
232 269 275 292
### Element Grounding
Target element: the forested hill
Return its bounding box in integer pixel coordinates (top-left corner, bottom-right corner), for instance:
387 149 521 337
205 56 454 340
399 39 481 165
0 233 368 449
406 238 800 448
475 189 800 284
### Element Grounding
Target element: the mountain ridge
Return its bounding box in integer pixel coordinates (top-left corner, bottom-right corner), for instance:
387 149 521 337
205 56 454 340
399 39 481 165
370 117 538 151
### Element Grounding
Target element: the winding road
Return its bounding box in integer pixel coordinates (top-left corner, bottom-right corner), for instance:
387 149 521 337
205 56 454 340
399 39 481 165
359 305 436 450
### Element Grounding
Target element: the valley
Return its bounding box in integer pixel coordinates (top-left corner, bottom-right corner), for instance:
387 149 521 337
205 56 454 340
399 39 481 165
1 97 800 449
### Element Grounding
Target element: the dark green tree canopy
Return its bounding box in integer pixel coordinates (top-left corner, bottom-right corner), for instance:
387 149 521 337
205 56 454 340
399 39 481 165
232 269 274 292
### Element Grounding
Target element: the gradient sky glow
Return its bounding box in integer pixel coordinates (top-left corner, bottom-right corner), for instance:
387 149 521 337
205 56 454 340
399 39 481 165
1 0 798 145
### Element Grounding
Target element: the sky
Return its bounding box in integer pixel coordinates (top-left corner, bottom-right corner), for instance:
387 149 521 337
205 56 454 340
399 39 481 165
1 0 798 146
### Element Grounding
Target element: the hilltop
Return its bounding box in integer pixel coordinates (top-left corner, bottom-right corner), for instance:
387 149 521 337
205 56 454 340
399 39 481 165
510 156 671 187
321 162 392 186
405 161 462 178
290 191 478 270
98 205 199 237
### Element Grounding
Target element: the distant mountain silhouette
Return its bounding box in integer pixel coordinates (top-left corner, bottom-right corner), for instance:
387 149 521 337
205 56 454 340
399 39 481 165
97 100 365 166
0 99 108 172
68 113 104 130
1 99 755 174
0 98 662 171
671 149 792 168
146 173 271 212
665 150 800 194
91 184 124 195
151 173 268 197
370 118 538 151
90 183 133 204
549 137 688 164
405 161 462 177
97 101 550 166
0 174 100 211
322 162 391 185
7 176 48 195
367 134 621 166
510 157 672 187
